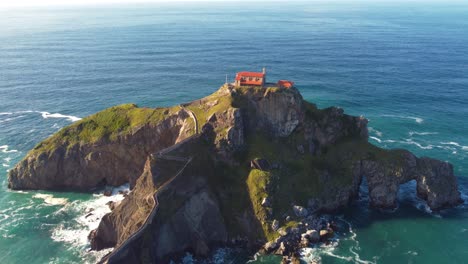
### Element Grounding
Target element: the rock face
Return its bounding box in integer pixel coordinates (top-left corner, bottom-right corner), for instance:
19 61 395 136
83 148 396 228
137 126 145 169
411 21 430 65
8 85 463 263
8 109 193 191
357 150 462 210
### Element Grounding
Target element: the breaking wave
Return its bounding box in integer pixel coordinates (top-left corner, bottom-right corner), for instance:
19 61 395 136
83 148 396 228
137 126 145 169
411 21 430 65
50 184 129 263
368 127 383 137
0 145 18 153
299 219 376 264
0 110 81 123
39 111 81 122
381 114 424 124
32 193 69 206
409 131 438 136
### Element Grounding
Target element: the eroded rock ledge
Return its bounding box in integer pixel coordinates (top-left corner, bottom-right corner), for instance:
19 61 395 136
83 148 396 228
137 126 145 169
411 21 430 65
8 85 463 263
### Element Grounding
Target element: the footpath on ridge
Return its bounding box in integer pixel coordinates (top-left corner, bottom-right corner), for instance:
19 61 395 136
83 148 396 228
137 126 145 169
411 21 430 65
100 107 199 264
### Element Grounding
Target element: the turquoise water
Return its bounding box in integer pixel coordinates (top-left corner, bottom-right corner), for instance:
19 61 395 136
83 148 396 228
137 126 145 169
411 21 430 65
0 1 467 263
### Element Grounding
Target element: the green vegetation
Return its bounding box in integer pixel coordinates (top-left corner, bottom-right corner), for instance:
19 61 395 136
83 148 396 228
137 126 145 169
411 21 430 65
246 169 278 241
185 89 233 131
32 104 174 155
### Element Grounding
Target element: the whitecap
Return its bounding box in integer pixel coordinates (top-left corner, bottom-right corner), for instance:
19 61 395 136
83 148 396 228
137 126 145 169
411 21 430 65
381 114 424 124
32 193 68 206
2 164 9 168
0 112 13 115
402 139 433 150
368 127 383 137
441 142 462 147
40 111 82 122
0 145 18 153
409 131 438 136
50 183 129 261
369 136 382 143
4 157 11 162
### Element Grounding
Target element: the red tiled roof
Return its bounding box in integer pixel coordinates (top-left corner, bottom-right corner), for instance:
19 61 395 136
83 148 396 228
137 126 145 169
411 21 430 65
235 71 265 80
277 80 295 88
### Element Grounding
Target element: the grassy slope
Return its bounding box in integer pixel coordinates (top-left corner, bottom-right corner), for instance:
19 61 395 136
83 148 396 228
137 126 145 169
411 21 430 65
31 104 178 155
26 86 409 245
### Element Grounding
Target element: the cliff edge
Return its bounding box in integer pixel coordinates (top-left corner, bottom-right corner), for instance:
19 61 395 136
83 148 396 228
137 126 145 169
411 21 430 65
8 85 463 262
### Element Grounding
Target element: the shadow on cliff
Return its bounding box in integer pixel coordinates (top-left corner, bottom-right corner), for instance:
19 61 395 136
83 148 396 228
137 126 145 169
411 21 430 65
107 124 267 263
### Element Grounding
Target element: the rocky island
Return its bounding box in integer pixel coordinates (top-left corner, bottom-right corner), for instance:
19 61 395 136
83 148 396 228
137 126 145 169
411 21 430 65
8 83 463 263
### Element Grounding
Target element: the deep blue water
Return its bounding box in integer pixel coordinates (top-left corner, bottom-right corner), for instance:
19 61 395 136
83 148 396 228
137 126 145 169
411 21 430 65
0 1 467 263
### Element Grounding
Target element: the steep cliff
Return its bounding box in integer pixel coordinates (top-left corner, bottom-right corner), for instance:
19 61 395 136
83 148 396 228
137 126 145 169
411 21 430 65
8 85 463 263
8 104 194 190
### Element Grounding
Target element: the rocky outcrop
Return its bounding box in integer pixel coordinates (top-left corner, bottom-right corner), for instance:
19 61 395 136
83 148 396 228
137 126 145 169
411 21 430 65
8 109 193 191
8 85 463 263
233 87 304 137
357 150 462 210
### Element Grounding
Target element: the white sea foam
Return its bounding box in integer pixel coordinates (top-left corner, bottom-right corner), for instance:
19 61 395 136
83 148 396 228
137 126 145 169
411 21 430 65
0 112 13 115
50 184 129 262
0 145 18 153
33 193 68 206
40 111 82 122
381 114 424 124
299 219 376 264
441 141 462 147
409 131 438 136
369 136 382 143
403 139 433 150
368 127 383 137
2 164 9 168
440 142 468 152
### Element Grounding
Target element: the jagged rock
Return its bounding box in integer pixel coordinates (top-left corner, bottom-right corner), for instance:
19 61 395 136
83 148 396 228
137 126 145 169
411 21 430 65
103 187 113 196
264 241 278 252
305 229 319 243
8 107 194 191
293 205 308 217
360 151 462 210
416 157 463 210
278 228 289 236
7 85 462 263
319 229 333 241
261 197 271 207
271 219 280 231
275 242 287 256
250 158 270 171
207 113 217 123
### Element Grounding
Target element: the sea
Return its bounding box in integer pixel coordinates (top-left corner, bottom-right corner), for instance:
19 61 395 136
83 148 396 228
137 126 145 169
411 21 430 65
0 1 467 263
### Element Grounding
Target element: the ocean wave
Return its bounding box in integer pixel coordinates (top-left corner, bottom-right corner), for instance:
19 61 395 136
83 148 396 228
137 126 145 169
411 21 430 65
381 114 424 124
40 111 82 122
32 193 68 206
368 127 383 137
401 139 433 150
409 131 438 136
50 184 129 262
0 145 18 153
0 115 26 124
0 110 81 123
299 219 376 264
369 136 382 143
